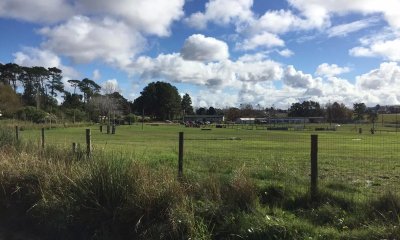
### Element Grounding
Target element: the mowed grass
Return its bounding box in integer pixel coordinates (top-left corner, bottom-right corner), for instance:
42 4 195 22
18 123 400 197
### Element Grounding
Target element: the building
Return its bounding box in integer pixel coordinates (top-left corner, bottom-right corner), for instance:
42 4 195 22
184 115 224 123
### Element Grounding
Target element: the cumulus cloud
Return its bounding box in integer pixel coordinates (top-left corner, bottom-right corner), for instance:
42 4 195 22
0 0 74 23
77 0 184 36
283 65 317 89
129 53 283 88
0 0 184 37
350 37 400 61
356 62 400 90
102 79 121 94
185 0 253 29
180 34 229 62
315 63 350 77
277 49 294 57
13 47 79 78
237 32 285 50
288 0 400 29
39 16 146 67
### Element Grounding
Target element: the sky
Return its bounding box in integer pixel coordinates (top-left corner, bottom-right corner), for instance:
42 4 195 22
1 0 400 109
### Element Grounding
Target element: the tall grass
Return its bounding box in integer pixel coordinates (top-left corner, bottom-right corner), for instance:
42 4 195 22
0 126 399 239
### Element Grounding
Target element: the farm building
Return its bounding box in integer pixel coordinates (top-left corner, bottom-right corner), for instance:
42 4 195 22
236 117 325 124
184 115 224 123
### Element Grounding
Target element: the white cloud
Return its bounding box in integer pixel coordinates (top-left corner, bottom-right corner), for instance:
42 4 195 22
237 32 284 50
102 79 121 94
288 0 400 29
350 37 400 61
283 65 317 89
356 62 400 90
0 0 74 23
93 69 101 81
249 9 323 35
77 0 184 36
39 16 146 67
129 53 283 88
327 17 379 38
315 63 350 77
277 49 294 57
185 0 253 29
180 34 229 62
13 47 79 78
0 0 184 37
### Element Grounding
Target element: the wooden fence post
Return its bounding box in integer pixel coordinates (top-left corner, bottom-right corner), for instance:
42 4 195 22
41 128 45 149
15 126 19 141
100 125 103 133
311 134 318 200
178 132 184 179
72 142 77 153
107 125 110 134
86 129 91 157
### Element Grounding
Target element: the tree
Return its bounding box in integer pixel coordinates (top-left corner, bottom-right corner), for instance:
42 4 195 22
353 103 367 122
20 66 49 109
47 67 64 100
326 102 353 124
207 106 216 115
181 93 194 115
196 107 207 115
367 108 378 129
0 63 21 91
133 81 182 120
224 107 241 121
0 83 22 117
78 78 101 103
288 101 323 117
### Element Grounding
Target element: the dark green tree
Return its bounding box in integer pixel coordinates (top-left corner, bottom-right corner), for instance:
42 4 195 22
133 81 181 120
181 93 194 115
353 102 367 121
0 63 21 91
326 102 353 124
196 107 207 115
207 106 216 115
78 78 101 103
288 101 323 117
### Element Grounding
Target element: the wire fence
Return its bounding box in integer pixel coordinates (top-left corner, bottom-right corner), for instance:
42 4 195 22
12 124 400 198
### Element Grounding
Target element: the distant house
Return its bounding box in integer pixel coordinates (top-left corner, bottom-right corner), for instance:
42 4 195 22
184 115 224 123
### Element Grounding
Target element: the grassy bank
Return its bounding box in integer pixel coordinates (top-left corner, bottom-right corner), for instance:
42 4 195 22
0 127 399 239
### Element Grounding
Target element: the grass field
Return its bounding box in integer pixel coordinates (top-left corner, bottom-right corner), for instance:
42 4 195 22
1 121 400 239
16 122 400 196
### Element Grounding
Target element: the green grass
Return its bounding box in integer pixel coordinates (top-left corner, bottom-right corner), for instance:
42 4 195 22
1 123 400 239
16 123 400 196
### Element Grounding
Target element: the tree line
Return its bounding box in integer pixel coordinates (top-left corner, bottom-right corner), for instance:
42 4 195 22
0 62 384 124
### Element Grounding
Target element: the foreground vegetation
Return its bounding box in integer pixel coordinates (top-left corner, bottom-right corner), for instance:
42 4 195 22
0 125 399 239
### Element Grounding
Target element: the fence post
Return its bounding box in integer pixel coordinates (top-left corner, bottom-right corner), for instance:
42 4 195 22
41 128 45 149
72 142 77 153
100 125 103 133
311 134 318 200
15 126 19 141
178 132 184 179
86 129 91 157
107 125 110 134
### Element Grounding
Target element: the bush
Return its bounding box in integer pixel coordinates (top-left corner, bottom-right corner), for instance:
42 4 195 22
17 106 47 123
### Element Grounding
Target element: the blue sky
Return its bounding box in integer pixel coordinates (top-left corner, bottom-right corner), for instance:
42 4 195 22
1 0 400 108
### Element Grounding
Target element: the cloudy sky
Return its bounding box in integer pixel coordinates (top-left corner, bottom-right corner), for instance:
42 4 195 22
1 0 400 109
